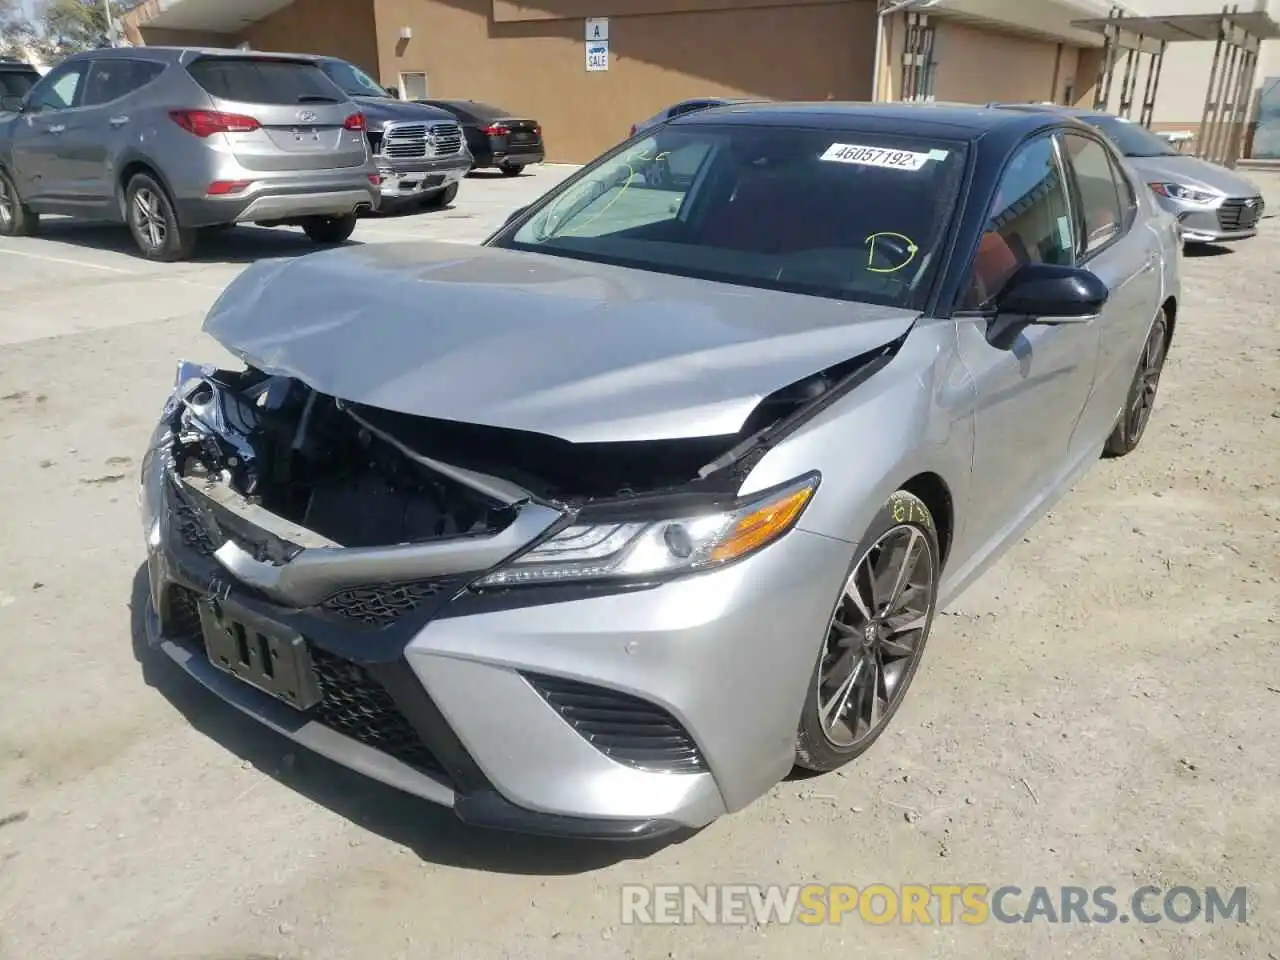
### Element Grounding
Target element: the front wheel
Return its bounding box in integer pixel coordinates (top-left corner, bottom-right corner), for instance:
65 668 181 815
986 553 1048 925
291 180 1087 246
302 213 357 245
0 168 39 237
1103 309 1169 458
125 174 196 262
795 491 941 773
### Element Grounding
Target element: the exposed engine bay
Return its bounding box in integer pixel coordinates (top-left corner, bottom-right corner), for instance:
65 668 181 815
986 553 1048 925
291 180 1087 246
161 341 898 549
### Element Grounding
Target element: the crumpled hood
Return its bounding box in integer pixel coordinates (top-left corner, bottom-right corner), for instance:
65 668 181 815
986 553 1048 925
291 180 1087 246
1129 154 1260 197
203 243 918 444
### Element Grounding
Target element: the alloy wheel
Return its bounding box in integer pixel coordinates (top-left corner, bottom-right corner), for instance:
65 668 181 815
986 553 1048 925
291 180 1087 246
817 525 936 749
1126 319 1167 443
0 177 12 229
132 187 167 251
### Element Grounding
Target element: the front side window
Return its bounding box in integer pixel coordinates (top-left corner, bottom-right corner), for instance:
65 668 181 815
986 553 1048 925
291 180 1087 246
495 125 969 310
30 63 86 112
1062 133 1123 256
964 136 1075 308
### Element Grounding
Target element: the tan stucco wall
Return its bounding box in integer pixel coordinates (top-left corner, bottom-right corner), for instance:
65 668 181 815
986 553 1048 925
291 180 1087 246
239 0 380 74
930 19 1065 104
373 0 878 162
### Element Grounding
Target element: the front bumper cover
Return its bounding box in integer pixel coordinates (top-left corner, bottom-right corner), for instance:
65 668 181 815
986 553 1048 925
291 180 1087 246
375 153 472 199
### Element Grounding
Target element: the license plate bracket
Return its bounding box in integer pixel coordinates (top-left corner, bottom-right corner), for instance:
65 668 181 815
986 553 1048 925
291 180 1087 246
199 599 323 710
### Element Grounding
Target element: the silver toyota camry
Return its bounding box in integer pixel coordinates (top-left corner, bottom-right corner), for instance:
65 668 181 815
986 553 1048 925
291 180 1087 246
139 102 1181 839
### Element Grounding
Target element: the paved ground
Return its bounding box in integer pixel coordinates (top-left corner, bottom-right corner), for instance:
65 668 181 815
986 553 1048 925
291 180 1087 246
0 165 1277 960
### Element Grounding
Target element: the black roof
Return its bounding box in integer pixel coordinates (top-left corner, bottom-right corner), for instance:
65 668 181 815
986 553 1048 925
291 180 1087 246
670 100 1068 140
991 102 1110 121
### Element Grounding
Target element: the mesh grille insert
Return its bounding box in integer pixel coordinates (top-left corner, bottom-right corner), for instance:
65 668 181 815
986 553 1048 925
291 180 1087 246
320 580 456 628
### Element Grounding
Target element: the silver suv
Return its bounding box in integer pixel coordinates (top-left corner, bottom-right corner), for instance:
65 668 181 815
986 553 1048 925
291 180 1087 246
0 47 380 261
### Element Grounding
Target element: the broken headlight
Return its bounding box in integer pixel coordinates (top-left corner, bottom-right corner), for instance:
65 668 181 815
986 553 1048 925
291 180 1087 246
475 473 819 587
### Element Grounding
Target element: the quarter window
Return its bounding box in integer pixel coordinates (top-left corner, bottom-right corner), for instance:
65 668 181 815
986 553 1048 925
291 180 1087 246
964 136 1075 308
1062 133 1124 255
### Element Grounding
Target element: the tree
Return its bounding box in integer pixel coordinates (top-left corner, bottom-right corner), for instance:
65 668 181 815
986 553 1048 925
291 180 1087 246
0 0 43 60
38 0 140 56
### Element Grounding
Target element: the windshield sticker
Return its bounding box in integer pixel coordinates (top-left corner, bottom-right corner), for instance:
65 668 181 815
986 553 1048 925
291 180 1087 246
820 144 946 170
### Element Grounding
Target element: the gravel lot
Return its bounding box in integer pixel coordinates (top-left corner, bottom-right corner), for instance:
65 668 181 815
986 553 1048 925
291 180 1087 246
0 164 1277 960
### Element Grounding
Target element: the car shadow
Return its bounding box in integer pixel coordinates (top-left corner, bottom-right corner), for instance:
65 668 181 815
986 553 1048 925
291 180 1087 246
1182 242 1234 257
367 200 455 219
126 566 696 873
31 219 362 265
465 169 521 179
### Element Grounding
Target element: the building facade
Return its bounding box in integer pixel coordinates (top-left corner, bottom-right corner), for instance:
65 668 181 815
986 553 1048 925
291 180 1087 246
122 0 1145 163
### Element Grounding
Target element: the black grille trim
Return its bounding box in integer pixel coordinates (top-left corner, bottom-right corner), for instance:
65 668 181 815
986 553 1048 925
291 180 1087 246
320 579 459 628
309 647 448 779
172 497 217 557
523 673 708 774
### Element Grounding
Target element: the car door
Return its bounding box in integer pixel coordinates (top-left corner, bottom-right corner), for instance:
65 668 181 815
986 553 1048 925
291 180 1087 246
955 132 1102 552
67 58 167 206
1058 130 1163 457
9 60 90 202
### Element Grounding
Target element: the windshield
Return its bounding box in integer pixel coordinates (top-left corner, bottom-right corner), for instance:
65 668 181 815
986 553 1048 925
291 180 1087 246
1086 116 1177 157
493 124 968 310
0 71 39 99
319 59 387 98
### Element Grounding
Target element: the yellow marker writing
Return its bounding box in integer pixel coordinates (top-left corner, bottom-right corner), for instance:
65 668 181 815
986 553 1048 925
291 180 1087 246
865 231 919 274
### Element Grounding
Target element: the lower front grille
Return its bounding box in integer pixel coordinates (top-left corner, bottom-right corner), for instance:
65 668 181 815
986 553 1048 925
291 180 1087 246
524 673 708 773
309 647 447 778
321 579 457 628
1218 197 1264 231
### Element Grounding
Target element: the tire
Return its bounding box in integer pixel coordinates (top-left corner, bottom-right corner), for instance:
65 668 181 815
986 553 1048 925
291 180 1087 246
125 173 196 262
500 163 524 177
795 490 941 773
1103 309 1169 458
424 182 459 209
0 168 39 237
301 213 357 245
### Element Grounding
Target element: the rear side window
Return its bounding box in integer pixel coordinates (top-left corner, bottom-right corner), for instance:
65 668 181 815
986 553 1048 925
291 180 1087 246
187 57 344 105
82 59 165 107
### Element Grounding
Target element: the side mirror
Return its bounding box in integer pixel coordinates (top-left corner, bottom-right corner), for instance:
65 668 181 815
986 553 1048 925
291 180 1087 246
504 205 528 227
995 262 1108 322
0 95 25 113
384 86 400 99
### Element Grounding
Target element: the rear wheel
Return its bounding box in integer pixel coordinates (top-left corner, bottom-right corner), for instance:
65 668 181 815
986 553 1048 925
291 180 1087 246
795 491 940 773
126 173 196 262
301 213 358 245
424 182 459 208
500 163 524 177
0 168 39 237
1103 310 1169 458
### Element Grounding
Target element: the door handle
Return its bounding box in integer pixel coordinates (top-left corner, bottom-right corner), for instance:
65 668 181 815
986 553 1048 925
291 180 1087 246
109 115 129 127
46 124 65 135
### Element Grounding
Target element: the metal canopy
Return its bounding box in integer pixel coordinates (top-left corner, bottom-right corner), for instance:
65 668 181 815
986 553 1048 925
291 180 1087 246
1072 4 1280 167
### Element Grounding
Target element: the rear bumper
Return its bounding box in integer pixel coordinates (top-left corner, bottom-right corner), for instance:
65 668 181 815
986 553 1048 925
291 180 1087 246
476 148 545 168
375 153 472 198
175 174 380 227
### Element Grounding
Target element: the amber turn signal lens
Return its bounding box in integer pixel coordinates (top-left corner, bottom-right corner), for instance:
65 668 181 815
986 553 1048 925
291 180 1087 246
710 485 815 563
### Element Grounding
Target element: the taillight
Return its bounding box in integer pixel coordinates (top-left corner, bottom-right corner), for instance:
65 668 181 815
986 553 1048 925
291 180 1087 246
206 180 253 196
482 124 510 136
169 109 260 137
344 112 366 131
368 173 381 185
533 125 541 136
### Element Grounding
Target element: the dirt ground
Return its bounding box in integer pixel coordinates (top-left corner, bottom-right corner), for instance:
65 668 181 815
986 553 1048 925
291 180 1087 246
0 168 1277 960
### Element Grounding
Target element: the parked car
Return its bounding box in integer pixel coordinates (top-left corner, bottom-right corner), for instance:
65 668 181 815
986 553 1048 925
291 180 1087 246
994 103 1265 244
414 99 543 176
140 102 1178 838
0 47 380 260
629 97 760 137
0 57 41 104
307 57 472 208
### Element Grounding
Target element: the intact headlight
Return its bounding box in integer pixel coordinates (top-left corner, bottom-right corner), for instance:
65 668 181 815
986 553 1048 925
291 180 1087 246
1149 182 1221 205
475 473 820 588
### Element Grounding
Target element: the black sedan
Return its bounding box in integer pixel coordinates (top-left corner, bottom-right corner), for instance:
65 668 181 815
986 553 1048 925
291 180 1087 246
414 99 543 176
